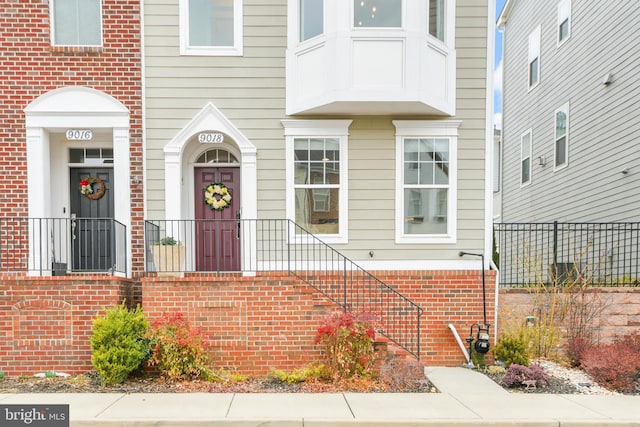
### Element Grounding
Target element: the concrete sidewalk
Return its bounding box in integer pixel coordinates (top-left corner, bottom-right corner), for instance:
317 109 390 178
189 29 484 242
1 367 639 426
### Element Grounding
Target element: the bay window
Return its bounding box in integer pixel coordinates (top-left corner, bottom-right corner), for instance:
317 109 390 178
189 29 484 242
300 0 323 42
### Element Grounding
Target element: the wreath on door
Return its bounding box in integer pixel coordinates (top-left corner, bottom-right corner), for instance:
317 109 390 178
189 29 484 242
79 176 106 200
204 182 232 211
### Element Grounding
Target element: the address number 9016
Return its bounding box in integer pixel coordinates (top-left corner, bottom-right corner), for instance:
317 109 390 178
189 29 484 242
66 130 93 140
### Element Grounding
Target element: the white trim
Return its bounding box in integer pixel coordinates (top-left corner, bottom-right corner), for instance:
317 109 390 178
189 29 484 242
50 0 104 47
164 102 257 222
557 0 571 47
393 120 461 244
179 0 243 56
282 120 352 244
24 86 131 277
528 25 541 90
485 0 496 269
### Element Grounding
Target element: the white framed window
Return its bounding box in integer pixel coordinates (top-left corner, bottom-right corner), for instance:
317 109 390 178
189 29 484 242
282 120 351 243
300 0 323 42
554 104 569 169
521 130 532 186
393 120 460 244
51 0 102 47
354 0 401 28
557 0 571 46
528 26 541 89
428 0 445 41
179 0 243 56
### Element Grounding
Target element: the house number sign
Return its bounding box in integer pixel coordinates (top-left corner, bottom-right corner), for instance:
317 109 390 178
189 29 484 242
198 132 224 143
66 130 93 140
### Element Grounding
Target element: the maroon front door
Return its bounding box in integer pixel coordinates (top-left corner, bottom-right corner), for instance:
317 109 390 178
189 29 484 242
195 167 240 271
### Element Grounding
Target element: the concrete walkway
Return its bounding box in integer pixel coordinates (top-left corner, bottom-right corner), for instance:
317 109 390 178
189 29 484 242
1 367 639 426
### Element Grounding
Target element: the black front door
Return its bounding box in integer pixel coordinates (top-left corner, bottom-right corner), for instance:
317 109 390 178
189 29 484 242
69 168 114 271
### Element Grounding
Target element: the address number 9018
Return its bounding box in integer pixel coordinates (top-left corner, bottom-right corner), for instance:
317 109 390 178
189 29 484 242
198 132 224 143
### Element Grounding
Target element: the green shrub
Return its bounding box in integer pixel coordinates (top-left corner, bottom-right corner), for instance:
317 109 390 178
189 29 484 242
314 311 377 379
0 371 5 381
90 303 149 385
147 312 213 380
268 365 329 384
492 332 530 367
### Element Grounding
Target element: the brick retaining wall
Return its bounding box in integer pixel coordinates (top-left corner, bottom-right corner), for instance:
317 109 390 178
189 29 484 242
0 277 132 376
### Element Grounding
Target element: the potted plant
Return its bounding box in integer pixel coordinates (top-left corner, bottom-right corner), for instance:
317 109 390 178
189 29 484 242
152 236 185 277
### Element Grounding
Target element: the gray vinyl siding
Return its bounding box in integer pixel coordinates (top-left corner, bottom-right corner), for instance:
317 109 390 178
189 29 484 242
144 0 491 261
501 0 640 223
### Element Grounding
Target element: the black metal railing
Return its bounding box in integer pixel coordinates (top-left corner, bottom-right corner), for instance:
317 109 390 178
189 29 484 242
0 217 127 275
494 222 640 287
144 219 424 358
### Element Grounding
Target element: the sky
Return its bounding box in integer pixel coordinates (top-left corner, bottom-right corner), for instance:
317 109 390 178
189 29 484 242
494 0 507 130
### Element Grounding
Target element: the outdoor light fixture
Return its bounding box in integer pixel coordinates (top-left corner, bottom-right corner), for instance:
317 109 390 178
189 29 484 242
458 251 491 354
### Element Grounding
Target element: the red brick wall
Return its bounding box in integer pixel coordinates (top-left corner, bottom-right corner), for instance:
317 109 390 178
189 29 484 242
0 271 495 376
0 1 145 276
142 270 496 375
0 277 131 376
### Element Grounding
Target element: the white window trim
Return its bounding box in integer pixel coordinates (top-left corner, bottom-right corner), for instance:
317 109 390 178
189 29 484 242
520 129 532 187
528 25 541 90
557 0 571 47
393 120 460 244
282 120 352 244
50 0 103 47
179 0 243 56
554 103 569 171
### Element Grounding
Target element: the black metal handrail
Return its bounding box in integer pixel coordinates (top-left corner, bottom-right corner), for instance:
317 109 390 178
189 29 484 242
0 217 127 275
144 218 424 358
494 221 640 287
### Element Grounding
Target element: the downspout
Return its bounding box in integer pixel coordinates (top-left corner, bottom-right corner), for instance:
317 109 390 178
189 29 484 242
448 323 472 367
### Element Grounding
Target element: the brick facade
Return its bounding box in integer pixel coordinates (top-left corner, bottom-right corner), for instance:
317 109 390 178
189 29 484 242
0 276 132 376
0 0 145 276
0 271 496 376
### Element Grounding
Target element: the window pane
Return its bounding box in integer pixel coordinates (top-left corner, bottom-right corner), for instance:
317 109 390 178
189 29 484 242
428 0 444 41
300 0 323 42
521 158 530 183
404 188 447 234
529 57 539 86
354 0 401 28
54 0 101 45
556 137 566 166
559 19 569 41
295 188 339 234
189 0 234 47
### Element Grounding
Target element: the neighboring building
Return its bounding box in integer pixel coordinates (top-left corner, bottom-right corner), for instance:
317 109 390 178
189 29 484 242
497 0 640 223
0 0 497 375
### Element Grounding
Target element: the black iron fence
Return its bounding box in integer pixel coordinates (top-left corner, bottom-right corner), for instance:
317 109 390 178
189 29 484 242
494 222 640 287
144 219 424 358
0 217 127 275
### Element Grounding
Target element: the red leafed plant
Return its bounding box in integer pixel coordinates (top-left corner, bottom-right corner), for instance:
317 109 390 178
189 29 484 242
314 311 377 379
147 312 213 381
581 332 640 393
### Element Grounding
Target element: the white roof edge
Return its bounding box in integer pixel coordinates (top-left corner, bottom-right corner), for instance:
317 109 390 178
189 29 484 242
497 0 516 29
